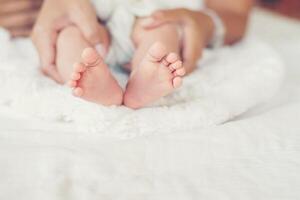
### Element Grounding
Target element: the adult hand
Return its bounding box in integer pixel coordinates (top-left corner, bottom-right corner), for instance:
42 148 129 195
141 9 215 72
0 0 42 37
31 0 110 83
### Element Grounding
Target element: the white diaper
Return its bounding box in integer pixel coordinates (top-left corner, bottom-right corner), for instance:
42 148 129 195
91 0 204 66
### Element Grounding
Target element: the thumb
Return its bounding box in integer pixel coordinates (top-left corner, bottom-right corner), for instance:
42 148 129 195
181 26 204 73
79 22 110 58
41 65 64 84
31 26 63 83
70 7 109 56
141 9 187 28
31 26 56 68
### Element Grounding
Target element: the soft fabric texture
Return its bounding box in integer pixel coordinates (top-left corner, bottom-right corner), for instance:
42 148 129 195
0 27 284 138
91 0 204 65
1 9 300 200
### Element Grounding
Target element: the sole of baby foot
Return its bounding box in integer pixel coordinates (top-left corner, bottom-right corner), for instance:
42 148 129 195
68 47 123 106
123 42 185 109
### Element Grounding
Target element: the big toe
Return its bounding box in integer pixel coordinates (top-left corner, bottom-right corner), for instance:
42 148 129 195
81 47 102 67
147 42 168 62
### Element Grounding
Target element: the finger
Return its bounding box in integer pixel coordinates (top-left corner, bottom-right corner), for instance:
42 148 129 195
0 10 39 29
182 26 204 73
142 9 187 28
94 25 110 57
69 5 110 51
31 25 57 68
41 65 64 84
9 26 32 37
0 0 42 15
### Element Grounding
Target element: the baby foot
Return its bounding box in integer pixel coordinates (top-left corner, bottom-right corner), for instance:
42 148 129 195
124 42 185 109
68 48 123 106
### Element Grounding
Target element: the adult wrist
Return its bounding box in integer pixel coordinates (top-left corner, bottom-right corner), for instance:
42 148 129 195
196 11 215 47
200 9 226 49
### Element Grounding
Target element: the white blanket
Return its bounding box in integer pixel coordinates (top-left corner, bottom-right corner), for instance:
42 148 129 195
1 9 299 200
0 29 284 137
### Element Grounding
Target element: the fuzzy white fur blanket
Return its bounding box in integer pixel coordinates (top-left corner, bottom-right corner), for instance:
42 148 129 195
0 29 284 137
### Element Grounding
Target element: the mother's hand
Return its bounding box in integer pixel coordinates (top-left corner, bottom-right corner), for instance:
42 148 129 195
31 0 109 83
142 9 215 72
142 0 253 72
0 0 42 37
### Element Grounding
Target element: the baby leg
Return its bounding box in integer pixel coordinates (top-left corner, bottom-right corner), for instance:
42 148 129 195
123 20 186 109
56 26 90 82
56 26 123 106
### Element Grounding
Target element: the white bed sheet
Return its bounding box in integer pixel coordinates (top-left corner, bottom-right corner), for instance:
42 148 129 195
0 9 300 199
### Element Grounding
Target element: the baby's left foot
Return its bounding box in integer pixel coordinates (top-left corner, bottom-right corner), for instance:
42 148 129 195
68 48 123 106
124 42 185 109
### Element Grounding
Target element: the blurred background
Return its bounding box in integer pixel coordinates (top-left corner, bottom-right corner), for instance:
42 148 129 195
0 0 299 38
259 0 300 19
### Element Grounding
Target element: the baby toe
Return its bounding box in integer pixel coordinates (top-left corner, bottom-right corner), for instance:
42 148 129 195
147 42 168 62
73 87 84 97
162 59 170 66
173 77 182 89
174 67 186 76
169 60 183 71
162 53 179 67
71 72 81 80
68 80 77 88
82 47 102 67
166 53 179 64
73 62 86 73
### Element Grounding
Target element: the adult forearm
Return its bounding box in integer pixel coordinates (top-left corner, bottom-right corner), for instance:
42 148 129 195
206 0 253 45
217 11 249 44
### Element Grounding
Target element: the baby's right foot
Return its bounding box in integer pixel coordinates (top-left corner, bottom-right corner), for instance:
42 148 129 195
68 48 123 106
124 42 185 109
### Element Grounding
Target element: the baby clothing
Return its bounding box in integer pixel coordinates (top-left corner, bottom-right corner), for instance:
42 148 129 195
91 0 204 66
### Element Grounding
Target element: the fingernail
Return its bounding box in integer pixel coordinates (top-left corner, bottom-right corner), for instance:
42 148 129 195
140 17 155 27
95 44 106 58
